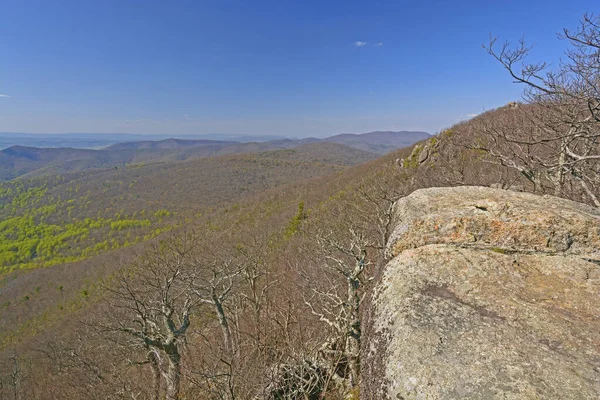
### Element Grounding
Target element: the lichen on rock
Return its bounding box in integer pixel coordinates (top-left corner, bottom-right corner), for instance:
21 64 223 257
362 186 600 399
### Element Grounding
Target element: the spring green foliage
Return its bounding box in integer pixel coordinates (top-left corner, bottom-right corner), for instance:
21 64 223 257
284 201 306 238
402 144 423 169
153 209 171 220
110 219 151 231
0 179 177 274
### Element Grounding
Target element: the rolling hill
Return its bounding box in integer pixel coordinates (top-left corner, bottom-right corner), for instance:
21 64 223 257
324 130 431 153
104 138 235 150
0 142 378 274
0 131 430 181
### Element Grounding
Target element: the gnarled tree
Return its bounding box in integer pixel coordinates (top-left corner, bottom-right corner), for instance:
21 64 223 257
101 233 201 400
482 13 600 207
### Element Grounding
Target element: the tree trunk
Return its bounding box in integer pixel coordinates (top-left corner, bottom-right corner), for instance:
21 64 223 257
164 352 181 400
148 350 161 400
555 137 567 196
345 277 361 387
10 355 20 400
214 298 235 353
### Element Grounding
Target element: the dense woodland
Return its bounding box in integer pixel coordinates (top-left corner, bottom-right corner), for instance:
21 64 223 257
0 14 599 400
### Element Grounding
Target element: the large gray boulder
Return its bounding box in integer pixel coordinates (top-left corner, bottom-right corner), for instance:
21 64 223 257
362 186 600 399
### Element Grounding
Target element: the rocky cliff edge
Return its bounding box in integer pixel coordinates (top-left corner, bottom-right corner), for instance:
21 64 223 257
362 186 600 399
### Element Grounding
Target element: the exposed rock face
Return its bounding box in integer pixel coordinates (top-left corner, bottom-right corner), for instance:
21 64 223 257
362 186 600 399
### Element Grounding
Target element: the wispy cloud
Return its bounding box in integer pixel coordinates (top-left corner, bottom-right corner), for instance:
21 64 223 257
124 118 163 124
354 41 367 47
375 42 383 47
456 113 479 123
0 94 10 98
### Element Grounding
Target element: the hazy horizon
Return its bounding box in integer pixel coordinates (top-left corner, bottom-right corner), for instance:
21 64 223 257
0 129 430 139
1 0 596 136
0 129 433 151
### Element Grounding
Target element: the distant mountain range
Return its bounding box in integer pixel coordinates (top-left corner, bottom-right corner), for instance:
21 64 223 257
0 130 430 181
0 131 429 150
0 132 288 149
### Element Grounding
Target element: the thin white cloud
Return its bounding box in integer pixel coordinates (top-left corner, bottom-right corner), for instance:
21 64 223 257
124 118 163 124
456 113 479 123
0 94 10 98
375 42 383 47
354 41 367 47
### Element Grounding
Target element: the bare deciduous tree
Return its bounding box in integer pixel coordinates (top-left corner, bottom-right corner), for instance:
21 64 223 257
481 13 600 207
295 225 374 395
189 256 242 400
102 234 201 400
8 355 21 400
191 259 241 356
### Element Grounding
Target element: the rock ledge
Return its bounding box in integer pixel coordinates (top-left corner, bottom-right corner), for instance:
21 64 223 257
362 186 600 399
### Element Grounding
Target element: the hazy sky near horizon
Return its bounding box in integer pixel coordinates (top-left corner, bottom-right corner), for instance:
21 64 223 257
0 0 597 137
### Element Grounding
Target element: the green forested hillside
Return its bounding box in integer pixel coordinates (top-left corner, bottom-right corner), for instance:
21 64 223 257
0 143 374 274
0 177 175 273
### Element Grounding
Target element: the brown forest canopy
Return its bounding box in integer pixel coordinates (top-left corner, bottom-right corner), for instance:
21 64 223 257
1 13 599 400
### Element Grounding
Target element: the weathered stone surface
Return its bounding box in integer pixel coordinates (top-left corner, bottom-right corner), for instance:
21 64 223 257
387 186 600 259
362 186 600 399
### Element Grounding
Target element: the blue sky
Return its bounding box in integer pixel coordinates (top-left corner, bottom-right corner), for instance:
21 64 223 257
0 0 597 137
